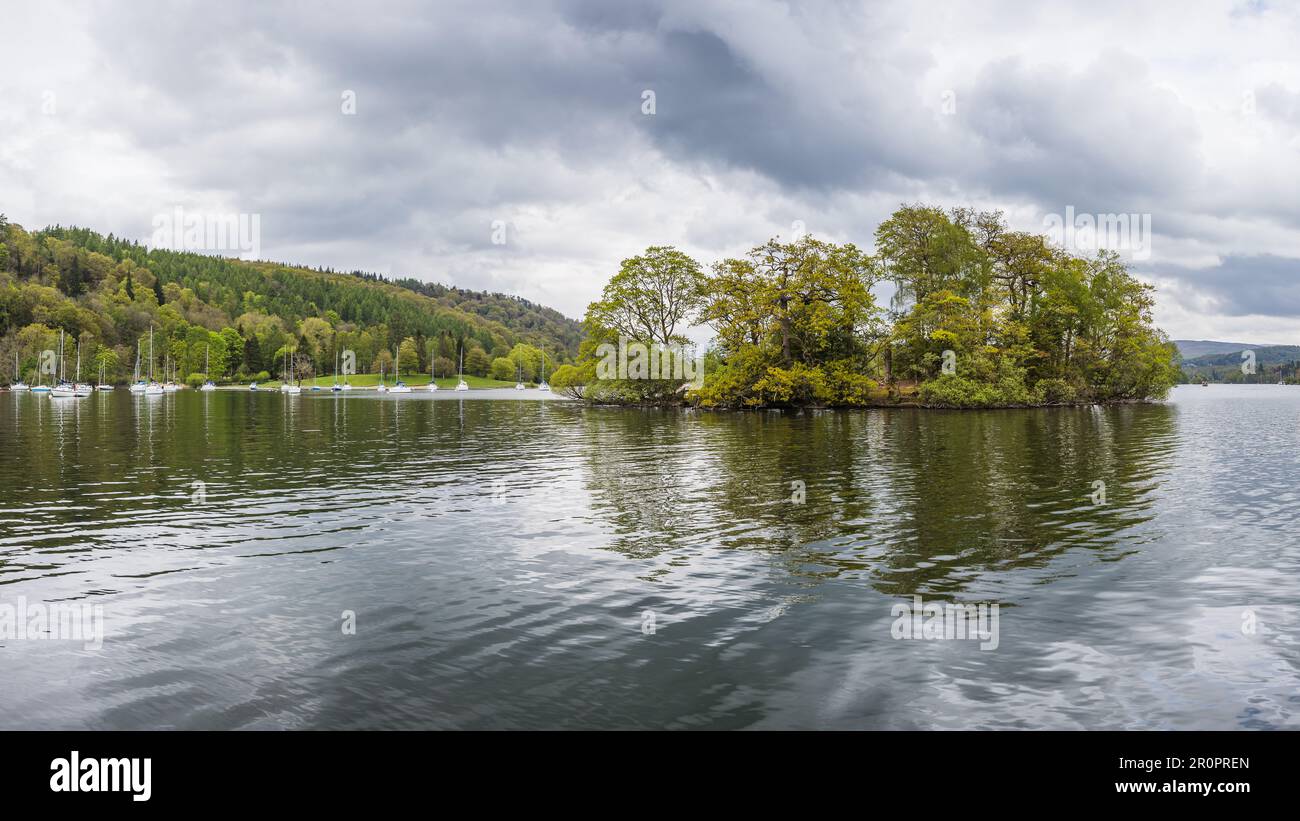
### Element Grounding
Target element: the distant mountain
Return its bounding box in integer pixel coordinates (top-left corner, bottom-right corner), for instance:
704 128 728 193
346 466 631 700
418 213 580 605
1181 345 1300 367
1173 339 1279 359
1177 343 1300 383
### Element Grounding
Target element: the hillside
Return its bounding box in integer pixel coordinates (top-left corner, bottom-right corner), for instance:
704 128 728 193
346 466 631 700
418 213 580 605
0 214 579 385
354 273 582 357
1178 344 1300 383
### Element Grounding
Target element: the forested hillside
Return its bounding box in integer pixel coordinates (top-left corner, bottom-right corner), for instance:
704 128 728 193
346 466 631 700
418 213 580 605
0 215 579 385
1178 344 1300 383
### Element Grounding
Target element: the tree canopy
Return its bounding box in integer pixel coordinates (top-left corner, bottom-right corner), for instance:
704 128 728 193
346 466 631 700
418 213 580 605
557 205 1179 408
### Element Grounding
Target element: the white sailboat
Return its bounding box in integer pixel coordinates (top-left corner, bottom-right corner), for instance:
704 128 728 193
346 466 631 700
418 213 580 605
333 344 352 391
376 355 389 393
96 358 113 390
281 349 301 394
455 345 469 391
31 348 50 393
390 348 411 393
50 331 77 398
144 327 164 394
72 341 93 396
332 348 343 393
162 352 180 391
11 353 28 391
201 344 216 391
515 359 525 391
537 351 550 392
428 354 438 392
129 340 146 392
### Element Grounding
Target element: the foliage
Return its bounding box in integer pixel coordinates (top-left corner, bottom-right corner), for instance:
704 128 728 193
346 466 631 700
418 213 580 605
490 356 516 381
0 216 579 385
569 207 1178 408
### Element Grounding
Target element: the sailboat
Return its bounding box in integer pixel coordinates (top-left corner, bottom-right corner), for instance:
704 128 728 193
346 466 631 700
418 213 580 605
31 347 50 394
390 348 411 393
50 331 77 397
537 351 550 392
96 358 113 390
201 344 216 391
428 354 438 392
454 345 469 391
162 352 180 391
144 327 164 394
376 355 389 393
281 349 301 394
72 341 93 396
340 348 353 391
332 348 343 393
129 340 146 392
307 355 322 391
11 353 28 391
515 360 525 391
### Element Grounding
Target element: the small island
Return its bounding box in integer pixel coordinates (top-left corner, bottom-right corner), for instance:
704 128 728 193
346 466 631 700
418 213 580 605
552 205 1179 409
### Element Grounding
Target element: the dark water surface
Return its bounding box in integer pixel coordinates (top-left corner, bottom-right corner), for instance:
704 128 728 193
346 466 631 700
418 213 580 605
1 385 1296 729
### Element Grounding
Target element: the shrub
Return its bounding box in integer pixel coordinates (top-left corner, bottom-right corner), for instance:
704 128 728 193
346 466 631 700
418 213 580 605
821 359 878 406
751 363 829 406
549 363 587 399
919 374 1000 407
1034 377 1077 404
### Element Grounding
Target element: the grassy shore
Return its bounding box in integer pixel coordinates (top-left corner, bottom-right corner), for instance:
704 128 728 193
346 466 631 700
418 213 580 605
236 374 525 390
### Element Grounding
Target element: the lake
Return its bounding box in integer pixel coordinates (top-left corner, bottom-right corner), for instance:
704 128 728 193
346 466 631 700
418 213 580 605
0 384 1296 729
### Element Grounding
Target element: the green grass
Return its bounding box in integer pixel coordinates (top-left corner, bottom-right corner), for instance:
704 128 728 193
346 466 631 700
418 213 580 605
248 374 525 390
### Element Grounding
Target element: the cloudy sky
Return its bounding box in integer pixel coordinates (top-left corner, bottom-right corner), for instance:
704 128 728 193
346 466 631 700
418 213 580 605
2 0 1299 341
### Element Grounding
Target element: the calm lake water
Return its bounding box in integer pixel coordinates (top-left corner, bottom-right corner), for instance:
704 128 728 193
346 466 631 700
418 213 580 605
0 384 1296 729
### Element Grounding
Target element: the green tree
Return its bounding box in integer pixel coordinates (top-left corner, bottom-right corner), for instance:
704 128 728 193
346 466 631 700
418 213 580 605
490 356 516 381
396 337 419 376
465 346 491 376
585 246 704 345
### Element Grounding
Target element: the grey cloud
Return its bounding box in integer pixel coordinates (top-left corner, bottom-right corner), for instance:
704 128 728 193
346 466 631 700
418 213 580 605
1155 255 1300 317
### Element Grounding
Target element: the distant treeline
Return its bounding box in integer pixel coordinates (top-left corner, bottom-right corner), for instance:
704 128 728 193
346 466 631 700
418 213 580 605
0 215 579 385
553 205 1180 408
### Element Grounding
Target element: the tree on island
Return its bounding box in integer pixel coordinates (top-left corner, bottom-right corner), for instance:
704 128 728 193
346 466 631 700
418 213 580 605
554 205 1179 409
